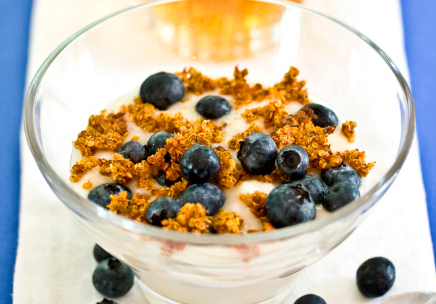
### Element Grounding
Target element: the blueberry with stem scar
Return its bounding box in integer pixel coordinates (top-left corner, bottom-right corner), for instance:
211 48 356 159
277 145 309 177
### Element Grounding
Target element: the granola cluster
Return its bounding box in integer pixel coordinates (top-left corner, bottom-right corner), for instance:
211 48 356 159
70 66 375 235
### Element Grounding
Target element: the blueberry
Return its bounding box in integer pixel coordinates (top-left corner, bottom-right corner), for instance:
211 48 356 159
117 140 149 164
265 184 316 228
195 95 232 119
92 258 134 298
356 257 395 298
294 294 326 304
277 145 309 177
146 197 180 226
94 244 113 262
88 184 133 209
140 72 185 110
96 299 118 304
180 144 220 183
321 162 361 188
322 181 360 212
286 174 325 205
237 132 278 175
147 132 174 155
303 103 338 127
177 183 225 216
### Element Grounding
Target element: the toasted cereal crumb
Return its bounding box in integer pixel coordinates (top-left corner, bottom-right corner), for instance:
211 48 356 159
242 102 316 129
217 67 271 109
273 66 310 105
82 180 92 189
239 191 275 231
212 210 243 234
74 111 128 156
162 203 212 233
213 146 241 188
228 124 263 150
175 67 217 94
341 149 375 177
131 135 140 141
271 122 336 170
70 156 98 182
341 120 357 143
152 178 189 199
108 192 152 222
97 157 134 185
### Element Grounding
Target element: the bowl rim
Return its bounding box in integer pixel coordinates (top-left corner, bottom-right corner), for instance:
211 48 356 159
23 0 415 245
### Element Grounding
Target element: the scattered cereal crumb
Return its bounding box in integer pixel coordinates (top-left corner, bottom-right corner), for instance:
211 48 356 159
239 191 275 231
213 146 241 188
108 192 152 222
82 180 92 189
74 111 128 156
341 149 375 177
228 123 263 150
162 203 212 234
213 210 243 234
70 156 98 182
341 120 357 143
176 67 217 94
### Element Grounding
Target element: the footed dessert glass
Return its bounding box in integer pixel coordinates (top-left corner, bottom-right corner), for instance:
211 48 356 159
24 1 414 303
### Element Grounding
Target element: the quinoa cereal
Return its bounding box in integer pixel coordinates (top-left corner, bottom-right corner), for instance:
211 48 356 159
70 66 374 233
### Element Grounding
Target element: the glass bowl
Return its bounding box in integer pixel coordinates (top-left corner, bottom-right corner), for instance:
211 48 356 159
23 0 414 303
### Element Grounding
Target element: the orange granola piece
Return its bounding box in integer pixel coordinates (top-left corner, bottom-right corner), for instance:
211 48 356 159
82 180 92 189
228 124 263 150
213 146 241 188
162 203 212 233
341 120 357 143
97 155 134 185
130 160 157 190
108 192 152 222
152 178 189 199
217 67 271 109
176 67 217 94
70 156 98 182
74 111 128 156
212 210 243 234
341 149 375 177
271 122 336 170
242 101 316 129
273 66 310 105
239 191 275 231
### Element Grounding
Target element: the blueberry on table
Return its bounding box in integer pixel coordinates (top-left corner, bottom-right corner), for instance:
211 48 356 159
294 294 326 304
265 184 316 228
94 244 113 262
92 258 134 298
146 197 180 226
286 174 325 205
302 103 338 127
277 145 309 177
96 298 118 304
322 181 360 212
237 132 278 175
356 257 395 298
195 95 232 119
321 162 361 188
88 184 133 209
177 183 225 216
180 144 220 183
147 132 174 155
117 140 149 164
140 72 185 110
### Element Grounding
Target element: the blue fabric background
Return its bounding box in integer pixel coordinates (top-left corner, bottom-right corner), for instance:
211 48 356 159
0 1 434 303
